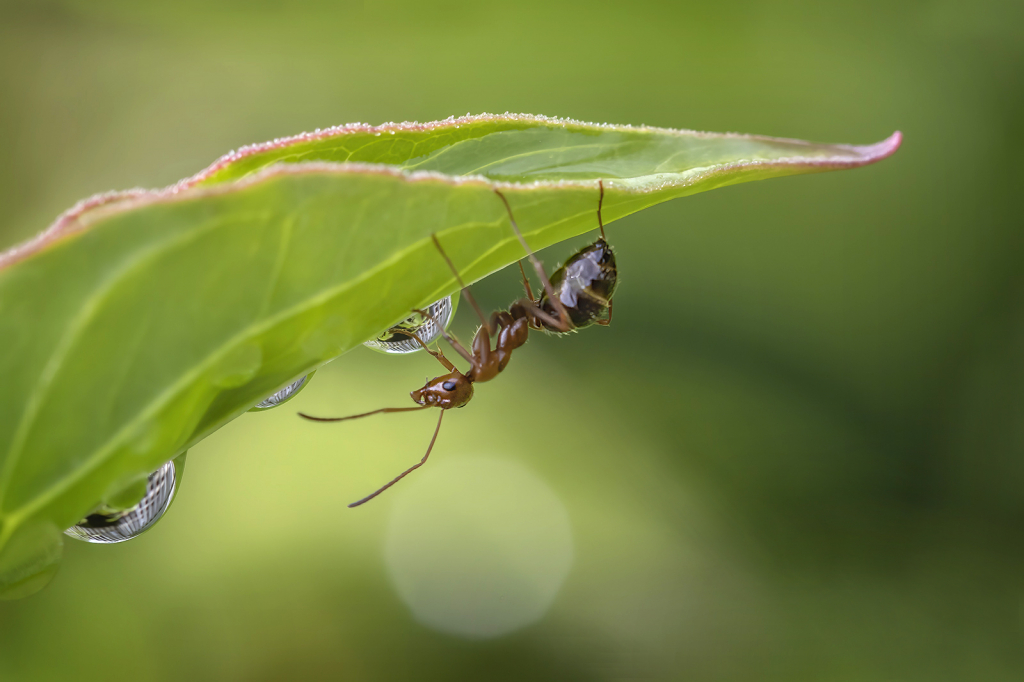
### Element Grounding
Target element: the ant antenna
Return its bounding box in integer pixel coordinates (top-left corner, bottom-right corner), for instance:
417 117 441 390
597 180 606 241
348 409 445 507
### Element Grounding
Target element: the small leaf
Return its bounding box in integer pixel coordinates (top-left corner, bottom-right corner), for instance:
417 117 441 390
0 114 900 597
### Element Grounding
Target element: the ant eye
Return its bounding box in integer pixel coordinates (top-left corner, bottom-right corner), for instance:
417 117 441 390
442 380 458 391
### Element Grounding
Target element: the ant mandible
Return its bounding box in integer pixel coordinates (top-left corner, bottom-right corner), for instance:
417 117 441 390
299 181 618 507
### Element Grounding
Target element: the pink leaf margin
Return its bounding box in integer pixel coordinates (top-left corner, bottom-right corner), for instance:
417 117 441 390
0 113 901 272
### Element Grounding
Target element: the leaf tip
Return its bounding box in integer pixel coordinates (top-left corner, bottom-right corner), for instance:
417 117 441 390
863 131 903 163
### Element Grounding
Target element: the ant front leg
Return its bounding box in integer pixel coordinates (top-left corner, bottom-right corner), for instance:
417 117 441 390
391 326 458 372
412 306 495 382
411 307 475 367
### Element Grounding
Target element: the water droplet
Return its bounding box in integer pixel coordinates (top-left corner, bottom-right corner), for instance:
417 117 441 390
363 296 456 355
250 372 314 411
64 460 177 544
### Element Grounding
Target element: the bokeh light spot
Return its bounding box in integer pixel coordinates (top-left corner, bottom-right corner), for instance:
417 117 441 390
384 457 574 639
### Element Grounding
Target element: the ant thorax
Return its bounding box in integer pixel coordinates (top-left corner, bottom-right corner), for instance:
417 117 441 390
539 239 618 330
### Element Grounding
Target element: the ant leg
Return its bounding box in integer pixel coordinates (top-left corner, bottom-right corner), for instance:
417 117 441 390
594 182 612 326
493 189 573 331
413 307 475 367
348 410 445 507
515 297 573 333
517 261 535 300
298 405 428 422
430 234 494 333
393 326 458 372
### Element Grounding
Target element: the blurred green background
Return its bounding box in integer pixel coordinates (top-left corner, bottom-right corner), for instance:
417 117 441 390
1 0 1022 679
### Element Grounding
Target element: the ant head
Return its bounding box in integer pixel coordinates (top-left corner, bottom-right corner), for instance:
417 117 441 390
411 371 474 409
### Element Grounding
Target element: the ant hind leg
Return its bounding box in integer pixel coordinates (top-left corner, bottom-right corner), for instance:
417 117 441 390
516 297 573 333
517 261 535 300
493 189 573 331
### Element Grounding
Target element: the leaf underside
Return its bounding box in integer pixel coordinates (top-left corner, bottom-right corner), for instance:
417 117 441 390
0 113 901 597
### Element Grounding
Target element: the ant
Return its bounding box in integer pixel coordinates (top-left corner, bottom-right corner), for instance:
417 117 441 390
299 181 618 507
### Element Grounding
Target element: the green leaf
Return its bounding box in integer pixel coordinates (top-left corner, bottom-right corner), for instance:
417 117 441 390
0 114 901 598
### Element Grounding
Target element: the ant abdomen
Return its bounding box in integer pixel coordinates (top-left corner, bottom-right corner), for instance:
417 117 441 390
539 238 618 330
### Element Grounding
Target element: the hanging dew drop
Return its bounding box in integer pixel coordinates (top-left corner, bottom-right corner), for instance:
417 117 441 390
363 296 457 355
64 460 178 544
250 371 315 411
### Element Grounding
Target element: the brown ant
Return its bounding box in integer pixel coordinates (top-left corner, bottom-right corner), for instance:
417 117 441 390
299 181 618 507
